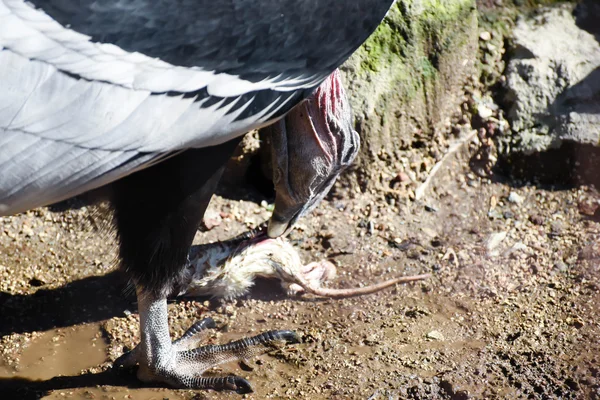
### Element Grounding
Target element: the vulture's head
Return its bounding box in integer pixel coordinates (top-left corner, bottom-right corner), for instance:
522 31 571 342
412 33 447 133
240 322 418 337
267 70 359 238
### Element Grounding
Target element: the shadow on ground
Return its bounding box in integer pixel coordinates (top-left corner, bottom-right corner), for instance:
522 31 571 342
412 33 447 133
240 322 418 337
0 258 328 338
0 271 133 337
0 371 137 400
0 371 214 400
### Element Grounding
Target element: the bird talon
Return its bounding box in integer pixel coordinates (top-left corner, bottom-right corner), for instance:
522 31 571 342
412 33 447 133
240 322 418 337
112 346 141 371
232 376 253 394
116 298 299 392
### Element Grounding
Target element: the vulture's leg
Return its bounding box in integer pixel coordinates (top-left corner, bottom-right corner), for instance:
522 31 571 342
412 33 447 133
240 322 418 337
110 141 298 392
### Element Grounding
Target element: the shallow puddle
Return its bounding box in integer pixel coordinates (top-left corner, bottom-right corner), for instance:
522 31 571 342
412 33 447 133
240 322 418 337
0 324 194 399
0 324 107 381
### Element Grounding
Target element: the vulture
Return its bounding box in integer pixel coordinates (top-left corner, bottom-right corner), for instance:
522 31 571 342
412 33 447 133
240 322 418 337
0 0 396 393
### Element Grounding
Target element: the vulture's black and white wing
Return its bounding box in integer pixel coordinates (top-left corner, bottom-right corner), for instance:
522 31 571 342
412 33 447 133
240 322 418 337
0 0 394 214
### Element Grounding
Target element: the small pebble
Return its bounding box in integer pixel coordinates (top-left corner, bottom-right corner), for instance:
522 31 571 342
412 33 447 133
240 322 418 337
529 214 545 225
486 231 507 253
508 191 524 204
553 261 568 273
424 204 438 213
488 209 503 219
426 330 444 341
550 220 564 236
398 172 411 183
478 105 493 119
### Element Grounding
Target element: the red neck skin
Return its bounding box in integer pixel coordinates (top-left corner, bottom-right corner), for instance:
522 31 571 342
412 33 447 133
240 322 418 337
304 69 350 164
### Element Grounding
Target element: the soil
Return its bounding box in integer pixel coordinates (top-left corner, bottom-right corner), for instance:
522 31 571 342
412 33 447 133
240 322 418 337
1 131 599 400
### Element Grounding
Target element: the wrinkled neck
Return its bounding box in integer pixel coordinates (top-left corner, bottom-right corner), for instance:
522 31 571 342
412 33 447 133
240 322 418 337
314 69 346 118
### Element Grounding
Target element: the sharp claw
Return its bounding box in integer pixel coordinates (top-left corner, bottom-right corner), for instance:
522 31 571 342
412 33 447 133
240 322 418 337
173 317 218 350
273 330 302 344
127 293 300 391
204 317 217 329
207 376 253 394
113 350 137 371
232 376 253 394
185 317 217 335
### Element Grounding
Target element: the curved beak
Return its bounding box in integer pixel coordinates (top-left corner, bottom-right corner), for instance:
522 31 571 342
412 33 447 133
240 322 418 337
267 215 291 238
265 69 359 239
267 201 302 238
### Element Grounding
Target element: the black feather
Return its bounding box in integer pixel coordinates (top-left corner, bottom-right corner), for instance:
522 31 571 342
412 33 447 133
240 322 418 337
27 0 394 82
110 139 242 295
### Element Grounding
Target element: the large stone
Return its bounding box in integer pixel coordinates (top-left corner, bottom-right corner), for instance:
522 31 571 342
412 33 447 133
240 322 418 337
340 0 478 191
503 5 600 155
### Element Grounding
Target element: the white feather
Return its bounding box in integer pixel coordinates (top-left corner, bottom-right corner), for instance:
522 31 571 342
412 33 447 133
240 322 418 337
0 47 294 214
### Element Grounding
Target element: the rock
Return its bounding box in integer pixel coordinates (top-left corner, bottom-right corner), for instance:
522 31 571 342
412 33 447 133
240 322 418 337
201 210 223 231
21 226 34 238
503 210 514 219
553 261 569 273
505 242 528 257
422 227 437 238
220 130 262 187
479 31 492 41
502 4 600 156
578 198 599 216
529 214 545 225
508 191 524 204
488 209 503 219
477 104 493 120
486 231 507 256
550 220 564 236
426 330 445 341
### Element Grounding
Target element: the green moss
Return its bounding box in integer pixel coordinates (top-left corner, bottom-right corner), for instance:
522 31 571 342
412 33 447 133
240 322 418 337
351 2 422 100
357 0 474 76
418 56 437 79
341 0 479 189
356 5 408 73
419 0 475 23
341 0 476 129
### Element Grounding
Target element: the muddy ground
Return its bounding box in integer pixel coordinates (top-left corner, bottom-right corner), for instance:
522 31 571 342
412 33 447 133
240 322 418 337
1 130 599 400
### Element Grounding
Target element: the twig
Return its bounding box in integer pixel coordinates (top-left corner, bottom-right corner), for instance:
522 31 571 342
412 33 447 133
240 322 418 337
415 130 478 201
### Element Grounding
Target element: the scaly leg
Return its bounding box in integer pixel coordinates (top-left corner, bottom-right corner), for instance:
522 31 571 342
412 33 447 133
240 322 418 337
109 141 298 392
114 289 299 393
